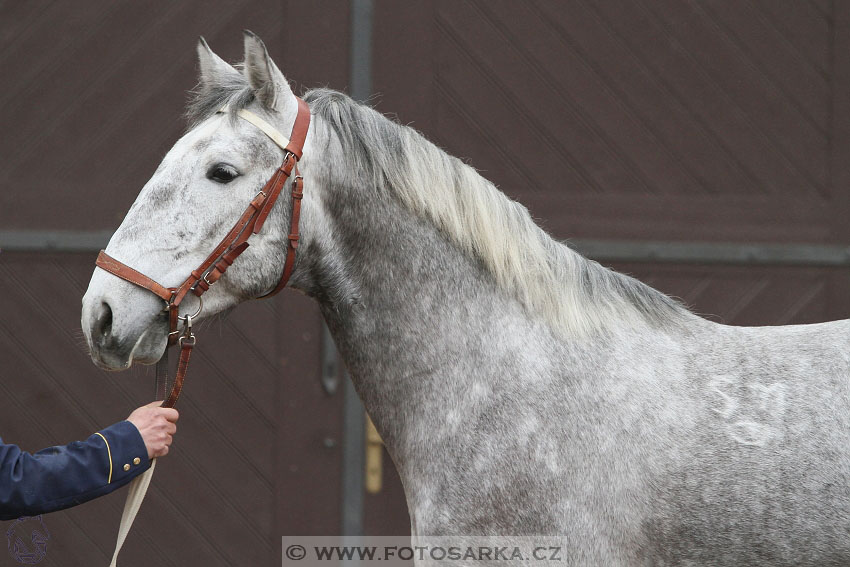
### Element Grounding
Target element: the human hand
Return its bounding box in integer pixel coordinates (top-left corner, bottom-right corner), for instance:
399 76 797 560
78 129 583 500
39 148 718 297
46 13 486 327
126 401 179 459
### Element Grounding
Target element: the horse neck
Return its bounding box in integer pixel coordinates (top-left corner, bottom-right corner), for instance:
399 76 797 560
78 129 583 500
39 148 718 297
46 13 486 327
294 167 559 465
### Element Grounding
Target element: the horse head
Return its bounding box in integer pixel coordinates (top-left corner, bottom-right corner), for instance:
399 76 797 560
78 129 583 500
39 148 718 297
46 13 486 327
82 33 312 370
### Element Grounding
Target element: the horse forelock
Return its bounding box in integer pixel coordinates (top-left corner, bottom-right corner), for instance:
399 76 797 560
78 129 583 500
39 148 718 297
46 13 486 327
187 78 691 335
185 64 257 130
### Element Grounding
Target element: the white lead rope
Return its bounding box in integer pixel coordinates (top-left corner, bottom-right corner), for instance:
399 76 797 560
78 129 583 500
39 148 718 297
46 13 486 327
108 459 157 567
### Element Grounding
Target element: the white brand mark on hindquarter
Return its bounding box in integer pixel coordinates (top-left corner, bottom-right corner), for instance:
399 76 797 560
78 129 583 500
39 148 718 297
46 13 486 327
709 376 738 418
709 376 786 446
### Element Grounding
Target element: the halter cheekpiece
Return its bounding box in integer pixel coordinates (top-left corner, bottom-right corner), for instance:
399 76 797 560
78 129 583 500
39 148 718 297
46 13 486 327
95 97 311 408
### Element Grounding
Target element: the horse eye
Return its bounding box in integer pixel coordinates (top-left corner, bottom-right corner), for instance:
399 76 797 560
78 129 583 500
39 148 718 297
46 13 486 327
207 163 239 184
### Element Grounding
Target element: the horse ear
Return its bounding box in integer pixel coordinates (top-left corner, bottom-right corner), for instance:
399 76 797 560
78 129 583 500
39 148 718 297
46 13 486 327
242 30 292 110
196 37 240 91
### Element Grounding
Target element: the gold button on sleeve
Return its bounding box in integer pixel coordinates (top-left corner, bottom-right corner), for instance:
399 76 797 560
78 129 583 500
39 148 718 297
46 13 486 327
123 463 131 472
133 457 141 465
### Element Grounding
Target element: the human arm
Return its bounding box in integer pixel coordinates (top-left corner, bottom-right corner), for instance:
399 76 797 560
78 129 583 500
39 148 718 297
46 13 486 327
0 421 149 521
0 402 178 521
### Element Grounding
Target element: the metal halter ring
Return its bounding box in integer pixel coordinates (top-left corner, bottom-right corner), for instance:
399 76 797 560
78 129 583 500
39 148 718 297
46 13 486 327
177 296 203 321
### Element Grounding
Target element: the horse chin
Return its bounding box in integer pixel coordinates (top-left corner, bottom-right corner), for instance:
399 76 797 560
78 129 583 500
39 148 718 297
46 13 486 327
90 325 166 371
132 354 163 366
90 350 133 372
90 350 161 371
129 325 168 366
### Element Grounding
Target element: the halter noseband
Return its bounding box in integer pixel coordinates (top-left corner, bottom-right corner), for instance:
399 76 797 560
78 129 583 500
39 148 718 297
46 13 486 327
95 96 311 408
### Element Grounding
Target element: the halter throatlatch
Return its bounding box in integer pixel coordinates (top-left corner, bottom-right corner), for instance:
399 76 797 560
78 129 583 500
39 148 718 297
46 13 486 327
95 97 310 408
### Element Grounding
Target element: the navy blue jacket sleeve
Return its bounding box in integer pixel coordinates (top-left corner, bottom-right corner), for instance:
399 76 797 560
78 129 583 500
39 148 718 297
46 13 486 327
0 421 150 521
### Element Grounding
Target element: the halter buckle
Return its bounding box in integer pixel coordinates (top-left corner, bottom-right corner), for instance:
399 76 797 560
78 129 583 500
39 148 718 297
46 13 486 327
280 152 297 173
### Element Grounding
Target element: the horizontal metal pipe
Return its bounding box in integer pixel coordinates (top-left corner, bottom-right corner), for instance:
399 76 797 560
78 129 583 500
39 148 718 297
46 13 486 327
569 239 850 267
0 230 111 252
3 231 850 267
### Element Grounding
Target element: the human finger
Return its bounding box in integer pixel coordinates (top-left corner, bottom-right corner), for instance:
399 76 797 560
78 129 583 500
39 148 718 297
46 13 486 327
158 408 179 422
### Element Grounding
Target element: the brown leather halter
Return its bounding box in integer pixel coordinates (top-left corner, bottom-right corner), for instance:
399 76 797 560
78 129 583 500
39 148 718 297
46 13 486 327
96 97 311 408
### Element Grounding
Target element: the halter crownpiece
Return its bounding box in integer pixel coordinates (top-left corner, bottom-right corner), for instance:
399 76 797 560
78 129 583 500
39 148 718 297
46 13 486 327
95 96 311 407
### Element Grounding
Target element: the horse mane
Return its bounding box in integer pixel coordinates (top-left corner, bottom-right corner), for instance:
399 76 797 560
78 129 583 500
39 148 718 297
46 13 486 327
187 78 692 336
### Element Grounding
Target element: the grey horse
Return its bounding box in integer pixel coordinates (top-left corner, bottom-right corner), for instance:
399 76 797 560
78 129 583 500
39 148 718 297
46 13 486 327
81 33 850 566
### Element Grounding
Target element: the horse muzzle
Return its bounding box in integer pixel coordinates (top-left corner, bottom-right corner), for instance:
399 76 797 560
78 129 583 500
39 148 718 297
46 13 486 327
82 276 168 370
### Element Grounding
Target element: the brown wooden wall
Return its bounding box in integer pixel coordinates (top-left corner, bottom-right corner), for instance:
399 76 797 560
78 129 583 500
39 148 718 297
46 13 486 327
3 1 850 565
374 1 843 242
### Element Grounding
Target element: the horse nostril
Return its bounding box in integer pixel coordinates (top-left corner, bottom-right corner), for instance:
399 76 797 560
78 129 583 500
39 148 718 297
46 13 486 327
95 301 113 339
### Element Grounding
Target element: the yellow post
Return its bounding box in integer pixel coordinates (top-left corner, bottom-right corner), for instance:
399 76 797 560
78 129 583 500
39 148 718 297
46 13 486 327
365 416 383 494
